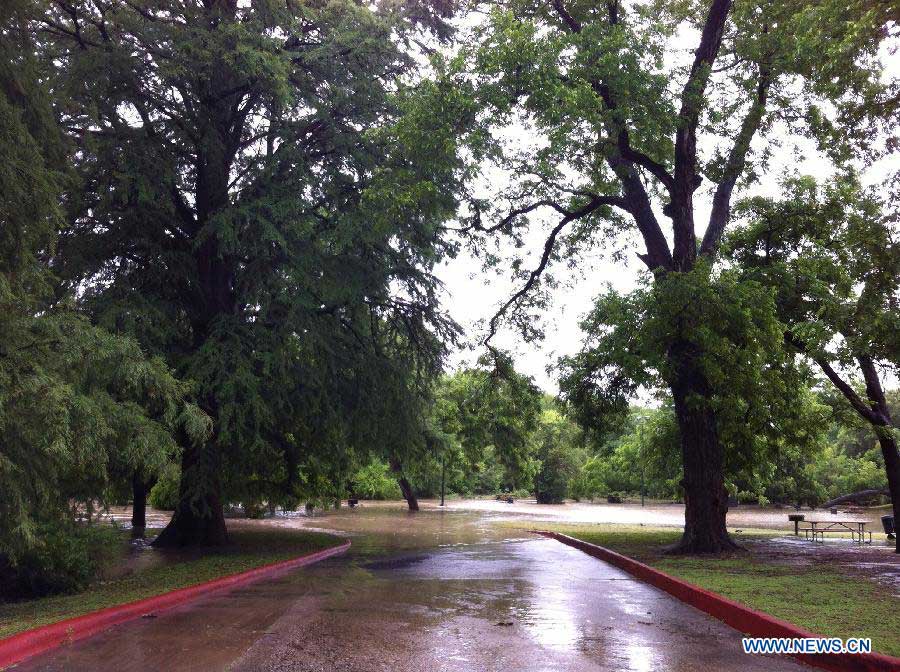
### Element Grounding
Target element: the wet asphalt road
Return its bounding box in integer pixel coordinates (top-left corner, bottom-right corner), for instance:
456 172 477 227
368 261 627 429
13 507 807 672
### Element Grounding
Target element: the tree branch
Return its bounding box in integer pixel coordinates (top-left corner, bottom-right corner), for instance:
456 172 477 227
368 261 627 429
786 333 880 424
674 0 732 166
671 0 732 266
549 0 675 270
701 63 772 257
450 198 572 234
858 354 892 425
484 195 624 347
550 0 581 33
607 155 673 271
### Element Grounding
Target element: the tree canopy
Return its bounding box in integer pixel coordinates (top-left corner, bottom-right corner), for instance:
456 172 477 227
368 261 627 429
727 174 900 550
0 0 208 573
425 0 897 551
1 0 899 582
29 0 466 544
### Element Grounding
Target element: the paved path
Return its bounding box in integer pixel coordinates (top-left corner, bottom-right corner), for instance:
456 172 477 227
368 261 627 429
15 509 806 671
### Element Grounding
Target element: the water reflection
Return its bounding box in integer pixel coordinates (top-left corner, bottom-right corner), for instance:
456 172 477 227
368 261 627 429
624 641 655 672
520 584 583 652
19 503 810 672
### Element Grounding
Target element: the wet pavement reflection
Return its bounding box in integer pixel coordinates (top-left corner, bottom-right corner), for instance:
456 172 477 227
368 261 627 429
16 504 809 671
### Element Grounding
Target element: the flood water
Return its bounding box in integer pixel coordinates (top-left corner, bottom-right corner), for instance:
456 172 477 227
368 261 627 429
16 502 811 672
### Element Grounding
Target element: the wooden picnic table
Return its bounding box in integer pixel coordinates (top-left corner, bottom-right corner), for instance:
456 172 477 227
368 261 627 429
801 519 872 544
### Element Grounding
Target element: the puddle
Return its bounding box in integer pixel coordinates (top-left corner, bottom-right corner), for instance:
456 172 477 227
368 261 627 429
20 500 884 672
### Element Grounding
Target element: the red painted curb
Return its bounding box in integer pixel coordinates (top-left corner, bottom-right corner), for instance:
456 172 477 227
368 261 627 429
0 539 350 670
539 531 899 672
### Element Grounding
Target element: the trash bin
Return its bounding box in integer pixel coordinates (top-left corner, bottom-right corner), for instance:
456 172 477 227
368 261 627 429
882 515 895 539
788 513 805 536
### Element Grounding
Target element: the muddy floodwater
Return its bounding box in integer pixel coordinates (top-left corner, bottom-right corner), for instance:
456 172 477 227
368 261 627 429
14 500 823 672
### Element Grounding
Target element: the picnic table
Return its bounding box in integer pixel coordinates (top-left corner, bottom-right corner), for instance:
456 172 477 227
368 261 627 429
801 518 872 544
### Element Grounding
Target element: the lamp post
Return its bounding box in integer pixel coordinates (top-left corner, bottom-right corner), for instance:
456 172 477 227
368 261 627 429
440 452 446 507
641 463 645 508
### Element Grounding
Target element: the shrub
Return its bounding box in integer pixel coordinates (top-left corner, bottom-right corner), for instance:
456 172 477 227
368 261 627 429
534 443 576 504
351 460 402 500
148 463 180 511
0 520 121 599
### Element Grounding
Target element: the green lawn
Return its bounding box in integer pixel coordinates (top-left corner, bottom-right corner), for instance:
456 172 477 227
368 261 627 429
0 527 343 639
537 523 900 658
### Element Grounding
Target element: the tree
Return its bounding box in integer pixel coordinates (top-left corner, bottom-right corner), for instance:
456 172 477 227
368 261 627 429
559 275 829 500
727 175 900 551
569 407 683 502
440 0 893 551
532 406 581 503
1 0 208 574
36 0 462 545
432 356 543 492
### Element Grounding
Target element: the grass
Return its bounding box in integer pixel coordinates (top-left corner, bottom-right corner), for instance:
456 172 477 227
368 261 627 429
0 527 342 639
522 522 900 658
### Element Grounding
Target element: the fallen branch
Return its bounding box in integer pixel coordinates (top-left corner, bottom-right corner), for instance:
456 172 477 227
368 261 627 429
820 489 890 509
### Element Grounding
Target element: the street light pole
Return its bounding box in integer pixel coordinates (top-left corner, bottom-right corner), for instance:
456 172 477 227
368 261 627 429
440 453 445 507
641 463 645 508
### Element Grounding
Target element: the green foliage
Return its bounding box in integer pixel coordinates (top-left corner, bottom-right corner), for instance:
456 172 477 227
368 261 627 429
0 521 121 600
801 446 887 505
728 175 899 370
533 409 579 503
430 0 895 553
726 174 899 508
0 529 341 638
351 460 402 500
148 464 181 512
435 0 895 319
0 1 210 573
25 0 465 527
430 355 543 492
559 268 827 488
569 407 682 501
0 308 209 567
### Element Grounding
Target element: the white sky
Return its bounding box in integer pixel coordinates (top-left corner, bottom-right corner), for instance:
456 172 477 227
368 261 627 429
434 32 900 394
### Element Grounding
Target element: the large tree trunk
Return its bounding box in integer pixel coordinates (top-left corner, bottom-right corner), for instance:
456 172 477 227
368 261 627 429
153 19 238 548
857 355 899 553
130 471 156 538
876 432 900 553
667 342 739 554
152 440 228 547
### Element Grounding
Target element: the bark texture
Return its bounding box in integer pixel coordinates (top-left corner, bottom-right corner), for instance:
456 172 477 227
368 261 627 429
153 440 228 547
667 341 739 553
397 476 420 512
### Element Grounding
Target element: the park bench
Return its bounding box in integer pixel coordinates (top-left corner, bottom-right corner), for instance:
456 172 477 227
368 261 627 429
799 519 872 544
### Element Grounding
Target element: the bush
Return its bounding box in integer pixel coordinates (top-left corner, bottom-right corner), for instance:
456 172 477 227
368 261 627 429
0 520 121 599
148 463 180 511
351 460 402 500
534 443 576 504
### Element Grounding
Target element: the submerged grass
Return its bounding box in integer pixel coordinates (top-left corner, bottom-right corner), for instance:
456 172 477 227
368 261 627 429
534 522 900 658
0 527 342 639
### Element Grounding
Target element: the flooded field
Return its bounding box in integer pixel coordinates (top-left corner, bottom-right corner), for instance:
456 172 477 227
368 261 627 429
434 497 890 531
16 502 815 672
99 496 892 534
